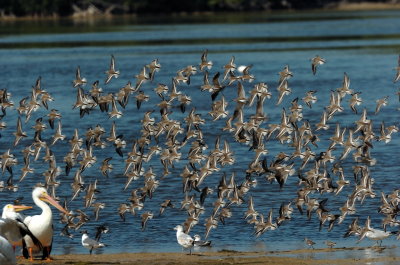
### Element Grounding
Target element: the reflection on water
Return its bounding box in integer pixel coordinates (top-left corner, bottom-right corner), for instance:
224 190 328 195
2 34 400 51
0 9 399 260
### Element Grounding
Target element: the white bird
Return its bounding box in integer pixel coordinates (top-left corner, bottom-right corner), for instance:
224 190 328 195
23 186 68 261
0 216 42 265
2 203 32 248
364 229 392 246
2 203 32 221
81 230 105 254
193 234 211 247
174 225 194 255
0 235 15 265
358 216 393 246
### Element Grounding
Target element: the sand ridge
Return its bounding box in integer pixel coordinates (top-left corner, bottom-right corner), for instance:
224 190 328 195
16 246 400 265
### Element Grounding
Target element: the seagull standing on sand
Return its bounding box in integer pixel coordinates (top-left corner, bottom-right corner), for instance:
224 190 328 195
174 225 194 255
81 230 105 254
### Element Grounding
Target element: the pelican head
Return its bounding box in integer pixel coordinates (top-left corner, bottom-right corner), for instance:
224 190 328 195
2 203 32 219
33 187 68 214
3 204 32 212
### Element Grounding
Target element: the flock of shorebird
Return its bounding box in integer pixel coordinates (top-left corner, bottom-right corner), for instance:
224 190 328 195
0 50 400 263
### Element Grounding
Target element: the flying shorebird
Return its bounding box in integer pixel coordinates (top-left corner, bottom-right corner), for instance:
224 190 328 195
100 157 113 177
394 54 400 83
199 49 213 71
13 116 27 146
50 120 65 146
375 96 388 114
146 59 161 81
141 211 153 231
91 202 105 221
302 90 317 109
105 55 120 84
222 56 236 81
47 109 61 129
159 199 174 216
311 55 325 75
73 66 87 87
134 66 150 90
349 92 362 113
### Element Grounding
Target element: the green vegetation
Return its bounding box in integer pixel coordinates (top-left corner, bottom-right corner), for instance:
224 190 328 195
0 0 395 17
0 0 73 16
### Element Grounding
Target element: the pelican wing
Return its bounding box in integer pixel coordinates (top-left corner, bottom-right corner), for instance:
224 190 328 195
0 236 16 265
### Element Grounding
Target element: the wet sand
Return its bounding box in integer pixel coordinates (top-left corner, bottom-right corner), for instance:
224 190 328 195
17 246 400 265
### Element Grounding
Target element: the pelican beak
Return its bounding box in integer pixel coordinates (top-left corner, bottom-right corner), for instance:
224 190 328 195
41 194 68 214
13 205 33 212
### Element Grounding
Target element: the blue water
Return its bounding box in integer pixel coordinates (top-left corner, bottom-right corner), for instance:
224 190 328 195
0 10 399 257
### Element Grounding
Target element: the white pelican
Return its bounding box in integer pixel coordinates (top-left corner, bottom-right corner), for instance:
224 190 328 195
0 216 42 265
0 235 15 265
2 204 32 249
2 204 32 221
81 230 105 254
174 225 194 255
23 186 68 261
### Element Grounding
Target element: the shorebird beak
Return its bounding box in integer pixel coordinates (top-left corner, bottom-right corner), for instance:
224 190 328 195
13 205 33 212
41 193 68 214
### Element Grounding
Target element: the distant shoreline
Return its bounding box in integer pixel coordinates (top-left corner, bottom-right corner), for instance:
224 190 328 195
1 2 400 21
333 2 400 11
16 246 400 265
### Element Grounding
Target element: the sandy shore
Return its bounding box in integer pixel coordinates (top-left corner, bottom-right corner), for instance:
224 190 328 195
332 2 400 11
16 246 400 265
